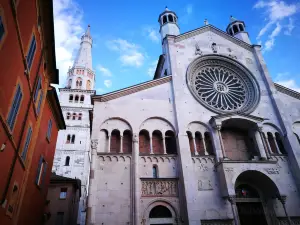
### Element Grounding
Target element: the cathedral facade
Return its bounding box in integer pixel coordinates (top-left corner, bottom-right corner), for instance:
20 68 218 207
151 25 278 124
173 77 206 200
52 26 95 225
87 8 300 225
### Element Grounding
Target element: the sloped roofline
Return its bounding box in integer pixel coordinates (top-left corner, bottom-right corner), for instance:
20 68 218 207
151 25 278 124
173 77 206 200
92 75 172 103
173 24 254 52
274 83 300 100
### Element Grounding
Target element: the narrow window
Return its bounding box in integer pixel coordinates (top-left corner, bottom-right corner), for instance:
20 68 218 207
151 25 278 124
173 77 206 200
168 14 173 22
0 15 5 41
275 132 287 155
71 135 75 144
163 15 167 24
65 156 70 166
21 126 32 161
34 77 41 102
66 135 70 144
26 35 36 69
75 95 79 103
7 84 23 130
66 112 70 120
153 165 158 178
80 95 84 102
78 113 82 120
46 119 52 140
233 25 238 33
36 92 43 114
86 80 91 90
72 113 76 120
35 156 47 186
69 94 73 102
59 188 67 199
239 24 244 32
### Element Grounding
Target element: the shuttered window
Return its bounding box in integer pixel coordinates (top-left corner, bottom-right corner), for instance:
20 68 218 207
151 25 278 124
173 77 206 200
46 119 52 140
36 92 43 114
0 15 4 41
34 77 41 102
21 127 32 161
35 156 48 187
7 84 22 130
26 35 36 70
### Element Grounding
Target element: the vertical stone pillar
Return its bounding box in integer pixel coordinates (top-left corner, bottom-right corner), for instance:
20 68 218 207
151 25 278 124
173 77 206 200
254 129 267 159
227 196 240 225
120 135 123 153
149 134 153 154
272 133 281 154
162 134 167 154
217 125 227 159
202 134 208 155
107 135 111 153
278 196 292 225
132 134 140 225
192 134 198 156
263 133 272 157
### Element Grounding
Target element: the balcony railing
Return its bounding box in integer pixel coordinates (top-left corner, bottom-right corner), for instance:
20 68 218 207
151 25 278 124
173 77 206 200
141 178 178 197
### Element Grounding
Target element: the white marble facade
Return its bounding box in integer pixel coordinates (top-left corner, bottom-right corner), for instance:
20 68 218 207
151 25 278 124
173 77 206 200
87 8 300 225
52 26 95 225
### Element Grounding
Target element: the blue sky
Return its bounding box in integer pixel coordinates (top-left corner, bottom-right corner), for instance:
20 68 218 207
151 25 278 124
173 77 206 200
53 0 300 94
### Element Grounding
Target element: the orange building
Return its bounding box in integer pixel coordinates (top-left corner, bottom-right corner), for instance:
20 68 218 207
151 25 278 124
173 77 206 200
0 0 65 224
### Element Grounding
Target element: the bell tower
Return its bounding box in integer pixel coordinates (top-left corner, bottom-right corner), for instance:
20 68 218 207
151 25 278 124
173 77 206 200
66 25 95 90
226 16 251 44
158 7 180 41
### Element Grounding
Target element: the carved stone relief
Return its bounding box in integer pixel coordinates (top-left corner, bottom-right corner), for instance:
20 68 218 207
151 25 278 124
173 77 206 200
264 168 280 174
91 139 98 150
141 179 178 197
198 179 213 191
195 43 203 56
224 167 233 173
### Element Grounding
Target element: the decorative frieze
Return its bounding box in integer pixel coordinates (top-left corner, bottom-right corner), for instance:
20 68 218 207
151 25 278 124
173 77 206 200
141 178 178 197
224 167 233 173
198 179 213 191
264 168 280 174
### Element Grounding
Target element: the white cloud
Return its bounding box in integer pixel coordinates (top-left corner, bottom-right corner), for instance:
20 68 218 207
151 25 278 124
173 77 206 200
284 18 295 35
104 80 112 88
107 39 145 67
147 60 158 77
254 0 299 51
264 22 282 51
186 4 193 15
53 0 84 88
143 27 160 43
97 64 112 76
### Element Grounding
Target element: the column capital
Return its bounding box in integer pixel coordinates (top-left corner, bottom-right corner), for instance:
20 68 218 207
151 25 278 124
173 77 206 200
257 126 263 132
277 195 287 205
133 133 139 143
216 125 222 131
225 195 237 204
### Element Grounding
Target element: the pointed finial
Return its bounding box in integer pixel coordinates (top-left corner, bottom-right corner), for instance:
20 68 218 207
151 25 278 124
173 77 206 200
230 15 237 22
204 19 209 25
165 6 170 11
85 24 91 36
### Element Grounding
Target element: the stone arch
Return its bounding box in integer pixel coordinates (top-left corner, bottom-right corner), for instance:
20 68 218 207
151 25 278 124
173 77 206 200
231 170 284 197
152 130 163 154
142 199 178 225
263 123 286 155
100 117 132 135
123 129 132 153
99 129 109 153
110 129 121 153
139 129 150 154
139 117 175 134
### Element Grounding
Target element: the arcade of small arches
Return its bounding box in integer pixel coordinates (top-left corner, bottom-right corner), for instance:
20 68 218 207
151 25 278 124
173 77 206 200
69 94 85 103
66 134 76 144
160 13 177 25
67 77 92 90
66 112 82 121
228 22 245 36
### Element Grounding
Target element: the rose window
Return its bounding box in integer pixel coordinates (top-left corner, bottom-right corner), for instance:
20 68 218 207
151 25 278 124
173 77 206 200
187 56 260 114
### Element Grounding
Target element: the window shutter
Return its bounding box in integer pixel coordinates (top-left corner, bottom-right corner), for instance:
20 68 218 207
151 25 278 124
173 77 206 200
27 36 36 69
21 127 32 160
41 162 47 187
7 85 22 130
47 120 52 140
36 92 43 114
35 156 43 185
34 77 41 102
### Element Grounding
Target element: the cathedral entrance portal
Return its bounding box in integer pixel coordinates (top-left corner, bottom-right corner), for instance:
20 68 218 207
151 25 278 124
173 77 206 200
143 202 178 225
234 170 282 225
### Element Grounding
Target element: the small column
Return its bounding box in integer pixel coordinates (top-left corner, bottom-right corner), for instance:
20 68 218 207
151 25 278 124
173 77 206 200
202 135 209 156
217 125 227 159
272 133 281 154
278 195 292 225
162 134 167 155
132 134 140 225
150 134 153 154
107 135 111 153
263 133 272 157
227 196 240 225
254 129 267 159
192 134 198 156
120 135 123 153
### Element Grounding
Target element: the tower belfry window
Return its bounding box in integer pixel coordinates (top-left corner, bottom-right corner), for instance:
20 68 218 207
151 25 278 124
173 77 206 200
163 15 167 24
233 25 238 33
239 24 244 32
168 14 173 22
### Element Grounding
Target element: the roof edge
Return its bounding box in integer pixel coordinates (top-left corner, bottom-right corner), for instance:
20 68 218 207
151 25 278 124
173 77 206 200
274 83 300 100
92 75 172 103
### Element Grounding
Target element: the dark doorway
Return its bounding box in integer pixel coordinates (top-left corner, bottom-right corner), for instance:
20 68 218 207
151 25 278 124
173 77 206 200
237 202 268 225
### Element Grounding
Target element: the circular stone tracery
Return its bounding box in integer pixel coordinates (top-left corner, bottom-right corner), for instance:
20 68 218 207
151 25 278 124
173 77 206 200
187 55 260 114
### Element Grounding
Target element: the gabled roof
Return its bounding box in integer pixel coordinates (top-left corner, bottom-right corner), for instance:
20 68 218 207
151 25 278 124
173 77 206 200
92 75 172 103
174 24 253 52
274 83 300 100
